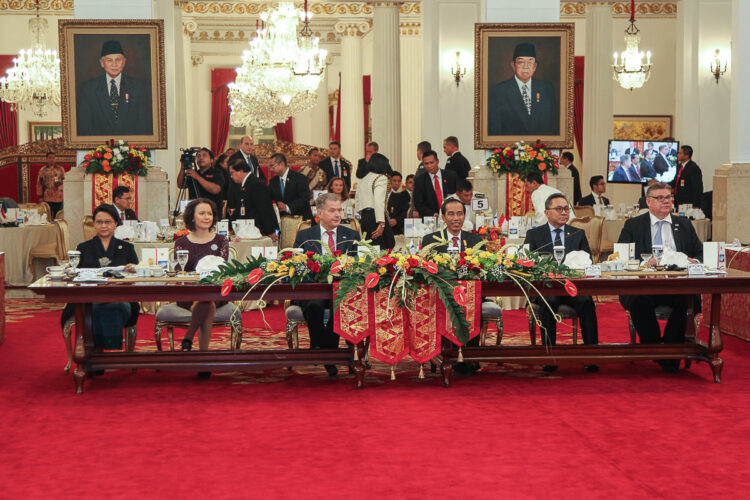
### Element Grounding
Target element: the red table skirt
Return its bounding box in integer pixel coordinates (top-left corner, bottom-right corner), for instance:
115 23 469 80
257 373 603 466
702 249 750 340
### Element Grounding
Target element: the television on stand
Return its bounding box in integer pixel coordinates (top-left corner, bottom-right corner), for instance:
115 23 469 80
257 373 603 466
606 139 680 184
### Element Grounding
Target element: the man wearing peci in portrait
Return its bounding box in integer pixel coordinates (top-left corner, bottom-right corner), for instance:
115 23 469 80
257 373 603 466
488 42 559 136
77 40 153 136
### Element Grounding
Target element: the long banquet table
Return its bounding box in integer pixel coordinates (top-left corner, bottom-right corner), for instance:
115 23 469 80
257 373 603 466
29 269 750 393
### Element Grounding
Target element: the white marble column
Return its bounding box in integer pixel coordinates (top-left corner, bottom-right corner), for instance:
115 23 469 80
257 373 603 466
399 21 422 176
582 3 613 185
371 2 402 169
674 0 700 145
713 0 750 241
335 21 369 165
182 20 198 146
292 70 329 148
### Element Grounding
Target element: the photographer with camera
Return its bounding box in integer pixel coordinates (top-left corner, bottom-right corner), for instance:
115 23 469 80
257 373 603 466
177 147 224 212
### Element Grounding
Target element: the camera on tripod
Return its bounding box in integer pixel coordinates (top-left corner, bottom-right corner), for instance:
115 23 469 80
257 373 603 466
180 147 202 169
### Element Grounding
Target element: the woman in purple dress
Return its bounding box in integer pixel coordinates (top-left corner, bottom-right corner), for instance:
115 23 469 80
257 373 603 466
174 198 229 353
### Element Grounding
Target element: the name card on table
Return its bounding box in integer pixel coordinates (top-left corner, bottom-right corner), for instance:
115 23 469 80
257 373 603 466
687 263 706 275
250 247 264 259
404 218 423 238
703 242 726 270
265 246 278 260
475 215 485 229
585 265 602 277
613 243 635 262
508 217 522 236
217 219 229 236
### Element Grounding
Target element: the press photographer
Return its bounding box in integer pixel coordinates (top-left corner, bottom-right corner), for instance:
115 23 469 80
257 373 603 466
177 147 224 212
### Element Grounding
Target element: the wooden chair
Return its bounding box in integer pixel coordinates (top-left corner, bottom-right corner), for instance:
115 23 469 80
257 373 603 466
279 215 304 250
153 302 244 351
54 209 65 221
625 306 700 368
573 205 595 219
62 318 136 373
568 216 592 248
587 216 605 263
29 220 70 277
480 299 504 346
527 302 580 345
19 202 52 221
82 215 96 241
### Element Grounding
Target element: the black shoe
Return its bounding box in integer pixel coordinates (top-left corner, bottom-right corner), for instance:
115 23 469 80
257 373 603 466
542 365 558 373
324 364 338 377
657 360 680 373
585 365 599 373
181 338 192 351
197 371 211 379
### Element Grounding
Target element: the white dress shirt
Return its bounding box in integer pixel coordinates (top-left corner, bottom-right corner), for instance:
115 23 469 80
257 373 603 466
590 192 606 206
548 222 566 247
514 75 533 96
649 212 676 252
319 225 337 255
107 74 122 95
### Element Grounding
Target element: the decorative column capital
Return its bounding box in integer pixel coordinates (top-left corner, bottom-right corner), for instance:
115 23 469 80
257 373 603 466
335 20 371 37
182 19 198 37
400 21 421 36
366 1 404 7
191 54 204 66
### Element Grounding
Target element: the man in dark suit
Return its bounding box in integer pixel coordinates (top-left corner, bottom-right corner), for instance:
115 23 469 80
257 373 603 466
487 43 558 136
319 141 352 190
226 157 278 241
524 193 599 372
443 136 471 180
422 198 483 374
611 155 641 183
618 182 703 372
112 186 138 221
412 150 457 217
228 136 266 182
415 141 431 177
578 175 610 207
640 150 657 179
356 141 385 179
387 171 409 235
653 145 671 175
294 193 361 376
672 145 703 208
77 40 152 136
267 153 313 222
560 151 582 204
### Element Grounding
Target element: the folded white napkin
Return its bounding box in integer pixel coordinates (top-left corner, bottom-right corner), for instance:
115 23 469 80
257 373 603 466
195 255 226 273
563 250 592 269
687 208 706 220
660 248 689 267
236 224 262 240
114 224 136 240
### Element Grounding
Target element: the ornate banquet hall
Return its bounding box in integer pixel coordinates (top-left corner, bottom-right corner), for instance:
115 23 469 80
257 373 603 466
1 0 750 498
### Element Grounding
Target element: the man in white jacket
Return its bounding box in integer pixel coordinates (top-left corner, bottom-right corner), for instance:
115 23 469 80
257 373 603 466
524 171 575 227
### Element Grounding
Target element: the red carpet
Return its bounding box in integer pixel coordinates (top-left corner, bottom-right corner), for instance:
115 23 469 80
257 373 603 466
2 298 750 498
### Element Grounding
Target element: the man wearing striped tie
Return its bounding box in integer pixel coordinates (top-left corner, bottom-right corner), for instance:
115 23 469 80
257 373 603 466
487 42 558 136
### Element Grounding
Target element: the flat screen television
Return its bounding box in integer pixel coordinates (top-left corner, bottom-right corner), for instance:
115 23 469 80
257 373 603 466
606 139 680 184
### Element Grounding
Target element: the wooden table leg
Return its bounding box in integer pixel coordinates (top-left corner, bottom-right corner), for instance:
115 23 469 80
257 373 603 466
72 304 92 394
352 341 366 389
440 342 454 387
708 293 724 383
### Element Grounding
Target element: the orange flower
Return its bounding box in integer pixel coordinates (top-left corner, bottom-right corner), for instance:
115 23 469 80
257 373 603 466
528 151 537 159
105 147 112 152
104 152 113 159
538 163 547 171
478 227 487 235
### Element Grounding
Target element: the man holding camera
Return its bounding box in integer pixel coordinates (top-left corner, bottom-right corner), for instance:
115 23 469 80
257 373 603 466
177 147 224 211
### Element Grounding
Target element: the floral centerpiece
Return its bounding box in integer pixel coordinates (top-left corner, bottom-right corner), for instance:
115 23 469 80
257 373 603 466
80 140 150 176
486 140 560 179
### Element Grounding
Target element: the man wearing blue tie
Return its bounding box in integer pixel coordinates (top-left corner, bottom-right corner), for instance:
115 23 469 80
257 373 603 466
320 141 352 190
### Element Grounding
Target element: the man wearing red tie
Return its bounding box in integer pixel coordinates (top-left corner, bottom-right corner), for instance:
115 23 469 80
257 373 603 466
112 186 138 222
412 150 457 217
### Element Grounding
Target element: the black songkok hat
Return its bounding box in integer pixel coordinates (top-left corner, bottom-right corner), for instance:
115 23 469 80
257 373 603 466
101 40 125 57
513 43 536 60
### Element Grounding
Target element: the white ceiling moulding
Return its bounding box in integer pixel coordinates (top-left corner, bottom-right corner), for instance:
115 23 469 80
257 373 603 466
560 2 677 19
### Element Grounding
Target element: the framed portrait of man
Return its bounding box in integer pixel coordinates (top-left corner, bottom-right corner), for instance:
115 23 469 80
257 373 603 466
59 19 167 149
474 23 574 149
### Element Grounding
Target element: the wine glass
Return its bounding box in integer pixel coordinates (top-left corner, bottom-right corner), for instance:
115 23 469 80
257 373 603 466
553 245 565 266
640 253 652 268
67 250 81 273
176 249 189 274
651 245 663 267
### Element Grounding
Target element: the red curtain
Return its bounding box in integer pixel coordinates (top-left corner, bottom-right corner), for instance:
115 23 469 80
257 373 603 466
0 55 18 149
362 75 371 146
274 117 293 142
210 68 236 155
574 56 585 160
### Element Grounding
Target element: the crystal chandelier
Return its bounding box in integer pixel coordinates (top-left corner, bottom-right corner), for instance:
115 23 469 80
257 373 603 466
228 1 327 128
0 0 61 116
612 0 652 90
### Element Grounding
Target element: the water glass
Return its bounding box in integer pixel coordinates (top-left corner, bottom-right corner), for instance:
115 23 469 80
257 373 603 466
652 245 663 266
176 249 189 273
67 250 81 271
553 245 565 265
640 253 652 268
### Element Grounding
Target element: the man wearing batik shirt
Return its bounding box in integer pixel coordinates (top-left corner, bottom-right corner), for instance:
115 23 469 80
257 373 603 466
36 151 65 218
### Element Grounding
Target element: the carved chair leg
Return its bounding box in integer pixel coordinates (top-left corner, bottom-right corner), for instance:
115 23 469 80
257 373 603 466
232 321 243 351
168 327 175 351
627 312 637 344
495 314 504 346
363 336 371 368
63 321 74 373
572 317 579 345
528 308 536 345
154 322 163 351
126 326 137 352
479 319 488 346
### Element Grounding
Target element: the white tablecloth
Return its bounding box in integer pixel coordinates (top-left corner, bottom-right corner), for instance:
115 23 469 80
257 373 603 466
0 224 58 286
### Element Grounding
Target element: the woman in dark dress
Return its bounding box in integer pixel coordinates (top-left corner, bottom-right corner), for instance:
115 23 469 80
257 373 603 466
174 198 229 352
60 204 139 349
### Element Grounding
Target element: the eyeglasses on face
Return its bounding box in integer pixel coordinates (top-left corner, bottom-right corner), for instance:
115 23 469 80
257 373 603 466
94 219 115 226
648 195 672 202
547 206 570 213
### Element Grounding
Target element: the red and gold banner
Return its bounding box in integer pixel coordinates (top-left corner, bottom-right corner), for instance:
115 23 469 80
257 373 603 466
368 288 410 365
440 280 482 346
91 173 138 215
332 283 372 343
505 173 527 217
405 286 441 364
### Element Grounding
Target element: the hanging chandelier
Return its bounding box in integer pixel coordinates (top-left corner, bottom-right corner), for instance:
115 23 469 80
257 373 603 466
228 1 327 128
612 0 652 90
0 0 60 116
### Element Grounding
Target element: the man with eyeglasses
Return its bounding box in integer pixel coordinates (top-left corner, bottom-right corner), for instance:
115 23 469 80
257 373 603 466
524 193 599 373
524 171 575 227
618 182 703 372
487 42 558 136
268 153 313 221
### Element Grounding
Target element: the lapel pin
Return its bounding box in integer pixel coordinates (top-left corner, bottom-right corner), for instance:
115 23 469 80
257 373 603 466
536 92 540 102
125 93 130 103
117 245 122 250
